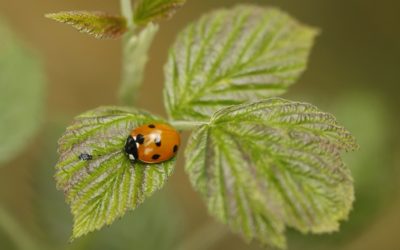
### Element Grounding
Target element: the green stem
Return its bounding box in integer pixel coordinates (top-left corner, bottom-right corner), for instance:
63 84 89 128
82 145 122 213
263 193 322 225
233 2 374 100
0 206 44 250
118 23 159 106
119 0 160 106
120 0 134 27
170 120 208 131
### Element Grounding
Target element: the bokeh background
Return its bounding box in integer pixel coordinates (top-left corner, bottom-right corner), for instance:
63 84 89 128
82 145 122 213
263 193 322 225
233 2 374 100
0 0 399 249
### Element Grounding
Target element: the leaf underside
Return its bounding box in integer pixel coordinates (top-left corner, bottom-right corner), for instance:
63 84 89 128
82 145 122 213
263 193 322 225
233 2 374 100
46 11 127 39
55 107 175 239
185 98 358 249
134 0 186 26
164 5 318 121
0 20 45 165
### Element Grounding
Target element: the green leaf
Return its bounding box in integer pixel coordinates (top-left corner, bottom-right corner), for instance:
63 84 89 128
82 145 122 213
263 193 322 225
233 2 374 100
185 98 358 249
164 5 318 121
45 11 127 39
119 23 159 105
287 92 395 249
55 107 176 240
134 0 186 26
0 19 45 165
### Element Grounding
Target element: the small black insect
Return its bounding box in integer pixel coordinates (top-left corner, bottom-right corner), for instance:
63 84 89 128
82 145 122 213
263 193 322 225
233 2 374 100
79 153 93 161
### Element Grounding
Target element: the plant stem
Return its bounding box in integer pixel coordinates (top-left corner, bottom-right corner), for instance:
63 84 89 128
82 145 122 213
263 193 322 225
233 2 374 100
170 120 208 131
118 23 159 106
119 0 138 106
0 206 43 250
120 0 134 27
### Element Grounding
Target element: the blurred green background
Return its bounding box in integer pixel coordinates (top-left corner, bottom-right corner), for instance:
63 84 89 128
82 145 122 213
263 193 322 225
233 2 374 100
0 0 399 249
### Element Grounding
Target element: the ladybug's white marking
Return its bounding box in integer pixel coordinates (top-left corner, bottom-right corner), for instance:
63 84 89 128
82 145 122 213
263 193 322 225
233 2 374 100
129 154 135 160
133 136 140 149
144 147 153 155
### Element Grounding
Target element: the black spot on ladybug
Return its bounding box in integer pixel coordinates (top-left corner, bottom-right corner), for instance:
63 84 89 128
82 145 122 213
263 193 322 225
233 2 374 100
152 154 160 160
154 136 161 147
136 134 145 144
173 145 178 153
148 124 156 128
79 153 92 161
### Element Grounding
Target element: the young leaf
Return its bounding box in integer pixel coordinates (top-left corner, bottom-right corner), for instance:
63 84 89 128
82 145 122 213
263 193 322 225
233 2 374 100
134 0 186 26
55 107 175 239
45 11 127 39
185 98 358 249
0 20 45 165
119 23 159 105
164 5 318 121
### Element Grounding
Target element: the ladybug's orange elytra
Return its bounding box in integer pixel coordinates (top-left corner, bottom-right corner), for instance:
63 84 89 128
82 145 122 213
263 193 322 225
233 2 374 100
125 123 180 164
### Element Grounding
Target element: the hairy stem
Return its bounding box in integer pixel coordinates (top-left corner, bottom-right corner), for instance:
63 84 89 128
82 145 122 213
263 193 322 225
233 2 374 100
118 0 159 106
118 23 159 106
120 0 134 27
119 0 138 106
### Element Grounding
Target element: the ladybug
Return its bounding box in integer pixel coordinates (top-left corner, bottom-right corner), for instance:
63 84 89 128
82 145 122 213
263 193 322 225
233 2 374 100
124 123 180 164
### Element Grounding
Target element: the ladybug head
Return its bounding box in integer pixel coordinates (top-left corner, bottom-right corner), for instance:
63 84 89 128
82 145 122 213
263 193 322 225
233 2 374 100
125 135 138 162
